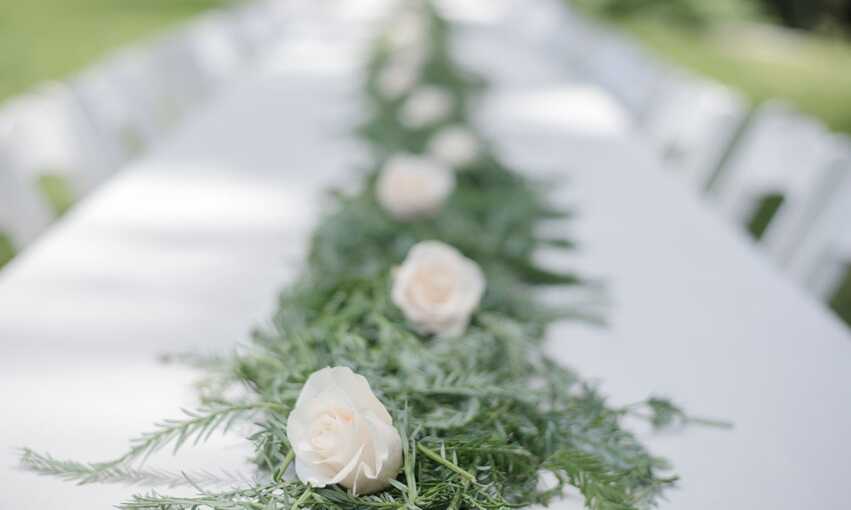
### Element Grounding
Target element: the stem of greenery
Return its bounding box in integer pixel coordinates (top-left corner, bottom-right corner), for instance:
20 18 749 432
416 444 477 483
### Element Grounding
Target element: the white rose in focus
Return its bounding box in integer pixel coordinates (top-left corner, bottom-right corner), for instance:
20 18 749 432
427 125 480 168
287 366 403 495
376 154 455 220
392 241 485 337
398 86 454 129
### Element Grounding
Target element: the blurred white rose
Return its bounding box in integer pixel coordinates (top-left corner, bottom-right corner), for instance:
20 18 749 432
287 366 403 495
392 240 485 337
376 154 455 220
398 86 454 129
377 51 424 99
427 125 480 168
386 6 429 51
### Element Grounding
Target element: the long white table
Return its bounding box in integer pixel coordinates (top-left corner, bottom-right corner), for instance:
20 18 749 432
1 1 850 509
0 3 381 507
453 7 851 509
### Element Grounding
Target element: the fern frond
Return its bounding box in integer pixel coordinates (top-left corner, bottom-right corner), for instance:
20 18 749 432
19 449 249 488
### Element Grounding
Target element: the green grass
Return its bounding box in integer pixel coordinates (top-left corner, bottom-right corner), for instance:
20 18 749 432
37 174 77 217
0 232 15 269
746 192 785 240
0 0 232 102
621 19 851 327
829 265 851 328
0 0 231 270
623 20 851 135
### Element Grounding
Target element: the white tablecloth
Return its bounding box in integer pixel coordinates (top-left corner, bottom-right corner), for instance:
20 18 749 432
456 10 851 510
1 2 850 509
0 4 378 507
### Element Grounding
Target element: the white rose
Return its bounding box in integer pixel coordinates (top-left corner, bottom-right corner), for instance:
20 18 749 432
392 240 486 337
386 7 429 51
376 154 455 220
398 86 454 129
287 366 403 495
377 53 423 99
427 125 480 168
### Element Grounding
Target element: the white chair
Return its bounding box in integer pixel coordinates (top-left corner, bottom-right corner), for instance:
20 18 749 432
644 75 750 190
711 102 848 261
541 0 605 69
0 122 54 248
110 41 216 139
453 20 566 90
146 34 212 125
229 0 287 56
68 51 160 166
1 83 111 200
785 155 851 317
577 31 672 120
182 11 247 89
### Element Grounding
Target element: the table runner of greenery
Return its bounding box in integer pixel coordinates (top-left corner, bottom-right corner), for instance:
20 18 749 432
20 3 716 509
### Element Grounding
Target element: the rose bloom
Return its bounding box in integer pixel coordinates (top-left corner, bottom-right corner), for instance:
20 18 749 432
398 86 454 129
385 6 429 51
392 240 486 337
427 125 480 168
377 52 424 99
376 154 455 220
286 366 403 495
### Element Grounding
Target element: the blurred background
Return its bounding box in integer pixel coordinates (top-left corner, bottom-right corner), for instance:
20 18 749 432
0 0 234 268
573 0 851 134
1 0 849 328
571 0 851 329
0 0 230 102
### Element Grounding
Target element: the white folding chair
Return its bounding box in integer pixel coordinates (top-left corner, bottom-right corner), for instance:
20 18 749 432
0 120 55 248
785 155 851 319
644 75 750 190
577 31 672 120
69 51 161 165
711 102 848 261
146 34 212 125
453 20 566 90
183 11 247 89
1 83 111 201
229 0 287 56
541 0 604 70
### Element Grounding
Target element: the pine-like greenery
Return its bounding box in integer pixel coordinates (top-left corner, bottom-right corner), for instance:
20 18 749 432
20 3 715 509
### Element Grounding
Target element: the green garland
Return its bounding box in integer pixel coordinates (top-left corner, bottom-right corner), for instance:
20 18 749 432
20 3 717 509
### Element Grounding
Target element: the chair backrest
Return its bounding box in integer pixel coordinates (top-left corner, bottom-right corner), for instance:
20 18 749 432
453 19 566 90
68 51 160 165
785 154 851 301
183 11 247 88
578 31 672 120
230 0 287 56
1 84 110 199
146 34 212 125
541 0 606 69
711 102 848 261
644 75 750 190
0 124 54 247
